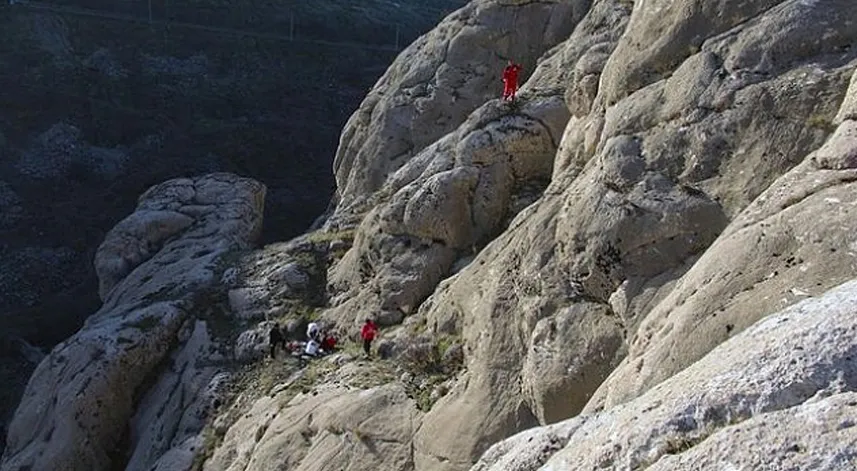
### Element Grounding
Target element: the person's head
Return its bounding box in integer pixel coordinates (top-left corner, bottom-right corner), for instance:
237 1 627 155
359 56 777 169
365 318 372 324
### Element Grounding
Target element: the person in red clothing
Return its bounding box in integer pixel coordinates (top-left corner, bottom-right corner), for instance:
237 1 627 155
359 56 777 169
502 60 523 101
361 318 378 357
321 333 337 352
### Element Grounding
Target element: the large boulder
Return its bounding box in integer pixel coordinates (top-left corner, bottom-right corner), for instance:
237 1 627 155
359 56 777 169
95 209 194 300
95 173 266 305
470 278 857 470
0 173 265 471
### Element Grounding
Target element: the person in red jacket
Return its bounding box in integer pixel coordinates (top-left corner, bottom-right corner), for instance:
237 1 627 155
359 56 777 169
361 318 378 357
321 333 337 352
502 60 522 101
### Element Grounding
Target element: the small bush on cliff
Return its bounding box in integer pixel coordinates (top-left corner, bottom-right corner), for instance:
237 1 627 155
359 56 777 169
398 334 464 411
806 113 836 133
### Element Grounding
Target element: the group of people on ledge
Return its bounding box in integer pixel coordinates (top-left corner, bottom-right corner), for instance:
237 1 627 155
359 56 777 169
262 60 520 365
268 318 378 364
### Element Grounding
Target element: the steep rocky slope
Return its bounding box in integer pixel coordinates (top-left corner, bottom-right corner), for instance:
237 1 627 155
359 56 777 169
318 0 857 467
472 278 857 470
0 0 462 446
3 0 857 470
1 173 267 471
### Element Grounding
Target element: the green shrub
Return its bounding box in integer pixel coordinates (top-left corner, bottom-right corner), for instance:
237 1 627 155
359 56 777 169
806 114 835 133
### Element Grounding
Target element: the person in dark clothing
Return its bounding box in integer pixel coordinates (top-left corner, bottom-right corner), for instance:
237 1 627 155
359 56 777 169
361 318 378 357
269 323 286 359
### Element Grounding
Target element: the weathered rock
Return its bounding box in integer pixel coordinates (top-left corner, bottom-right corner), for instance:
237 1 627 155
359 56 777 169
0 173 265 471
377 339 398 359
95 173 266 303
234 322 277 363
227 287 269 320
202 383 420 471
644 393 857 471
271 262 309 291
125 321 226 471
1 301 190 471
326 94 571 328
520 302 623 425
589 110 857 410
813 119 857 170
330 0 593 226
96 209 195 300
469 419 583 471
835 67 857 124
8 0 857 470
470 278 857 470
219 240 326 322
323 0 857 468
410 153 725 467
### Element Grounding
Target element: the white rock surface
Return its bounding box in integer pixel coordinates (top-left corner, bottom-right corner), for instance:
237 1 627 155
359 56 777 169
469 278 857 470
330 0 593 226
0 173 265 471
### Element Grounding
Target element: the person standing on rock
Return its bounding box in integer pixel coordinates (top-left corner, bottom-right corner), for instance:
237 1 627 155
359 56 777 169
307 321 321 342
502 60 522 101
361 318 378 358
269 323 286 359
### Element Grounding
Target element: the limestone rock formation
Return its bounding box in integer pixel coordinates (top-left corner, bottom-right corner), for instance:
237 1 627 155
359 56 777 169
471 278 857 470
5 0 857 470
588 62 857 411
329 0 593 227
319 0 857 468
0 173 265 471
204 381 420 471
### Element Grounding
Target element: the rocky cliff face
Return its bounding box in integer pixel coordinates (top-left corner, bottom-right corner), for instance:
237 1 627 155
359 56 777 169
4 0 857 470
1 173 266 471
473 278 857 470
0 1 462 436
0 0 465 450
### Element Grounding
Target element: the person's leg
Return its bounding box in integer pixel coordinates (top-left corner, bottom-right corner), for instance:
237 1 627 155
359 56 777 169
270 344 276 359
363 338 370 356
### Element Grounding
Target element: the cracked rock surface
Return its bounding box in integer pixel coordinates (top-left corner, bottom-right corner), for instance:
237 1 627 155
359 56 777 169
0 173 265 471
472 278 857 470
328 0 592 228
5 0 857 470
